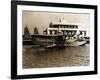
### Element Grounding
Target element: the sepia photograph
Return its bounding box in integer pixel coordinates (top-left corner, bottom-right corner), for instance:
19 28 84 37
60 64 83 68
22 11 90 68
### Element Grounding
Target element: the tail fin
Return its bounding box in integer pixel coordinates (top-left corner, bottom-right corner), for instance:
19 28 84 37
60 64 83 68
23 26 32 40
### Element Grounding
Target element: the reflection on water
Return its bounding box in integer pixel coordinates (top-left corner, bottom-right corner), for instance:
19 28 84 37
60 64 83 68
23 45 90 68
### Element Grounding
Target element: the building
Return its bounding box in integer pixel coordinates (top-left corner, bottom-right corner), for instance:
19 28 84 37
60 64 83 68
44 19 87 39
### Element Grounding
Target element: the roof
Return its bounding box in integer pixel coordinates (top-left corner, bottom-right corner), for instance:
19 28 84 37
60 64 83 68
51 22 79 26
51 19 79 26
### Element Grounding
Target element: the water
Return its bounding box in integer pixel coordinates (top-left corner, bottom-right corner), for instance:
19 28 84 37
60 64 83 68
23 44 90 68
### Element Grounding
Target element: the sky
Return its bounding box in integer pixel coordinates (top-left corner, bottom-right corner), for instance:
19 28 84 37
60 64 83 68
22 11 90 36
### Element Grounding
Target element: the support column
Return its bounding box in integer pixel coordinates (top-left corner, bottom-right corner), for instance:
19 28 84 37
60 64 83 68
84 31 86 36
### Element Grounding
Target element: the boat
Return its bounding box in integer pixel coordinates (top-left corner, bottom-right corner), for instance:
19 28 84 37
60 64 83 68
65 39 87 46
64 36 87 46
23 19 89 47
45 18 89 47
54 35 87 47
44 44 56 48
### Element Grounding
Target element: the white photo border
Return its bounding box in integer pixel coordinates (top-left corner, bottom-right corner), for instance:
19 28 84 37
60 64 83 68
17 5 94 75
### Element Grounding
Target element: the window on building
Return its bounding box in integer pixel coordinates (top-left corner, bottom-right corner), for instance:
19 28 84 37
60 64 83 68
70 25 72 28
74 25 76 28
69 25 72 28
80 31 82 35
54 25 56 28
72 25 74 28
60 26 62 28
54 30 57 34
49 30 52 34
76 26 78 28
55 25 57 28
63 25 65 28
52 25 56 28
62 25 64 28
65 25 67 28
67 25 69 28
